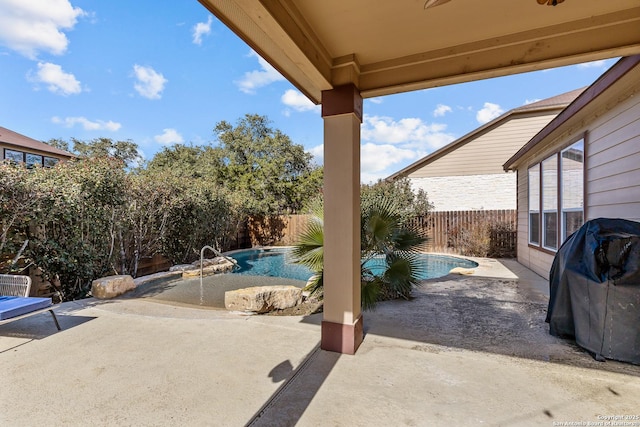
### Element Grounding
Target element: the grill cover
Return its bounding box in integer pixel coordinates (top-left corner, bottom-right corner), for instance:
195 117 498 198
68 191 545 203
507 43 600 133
547 218 640 364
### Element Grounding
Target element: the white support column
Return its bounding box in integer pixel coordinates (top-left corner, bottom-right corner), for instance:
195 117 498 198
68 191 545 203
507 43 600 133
320 84 363 355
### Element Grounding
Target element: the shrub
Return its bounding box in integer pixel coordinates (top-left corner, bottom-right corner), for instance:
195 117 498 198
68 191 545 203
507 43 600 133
0 158 243 301
452 220 515 258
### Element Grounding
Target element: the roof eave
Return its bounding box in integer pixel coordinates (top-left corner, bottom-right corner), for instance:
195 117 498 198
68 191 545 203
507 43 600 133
503 55 640 171
387 104 567 181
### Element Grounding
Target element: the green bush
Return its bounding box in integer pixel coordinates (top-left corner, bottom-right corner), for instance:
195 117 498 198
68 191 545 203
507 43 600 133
0 158 242 300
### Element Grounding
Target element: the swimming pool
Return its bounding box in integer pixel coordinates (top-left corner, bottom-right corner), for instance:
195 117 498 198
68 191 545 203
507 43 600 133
225 247 478 281
128 248 478 310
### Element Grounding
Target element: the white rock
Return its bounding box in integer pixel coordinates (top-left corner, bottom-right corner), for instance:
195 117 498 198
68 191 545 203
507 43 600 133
224 286 302 314
91 275 136 299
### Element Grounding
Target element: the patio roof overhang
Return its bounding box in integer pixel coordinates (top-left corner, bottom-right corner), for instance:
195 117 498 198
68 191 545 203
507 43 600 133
199 0 640 103
196 0 640 355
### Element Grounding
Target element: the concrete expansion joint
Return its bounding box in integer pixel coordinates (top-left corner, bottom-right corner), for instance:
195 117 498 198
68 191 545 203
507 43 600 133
246 344 322 426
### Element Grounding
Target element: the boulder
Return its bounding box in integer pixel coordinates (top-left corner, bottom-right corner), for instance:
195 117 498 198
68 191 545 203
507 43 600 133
192 256 230 268
182 261 235 278
169 264 196 272
91 275 136 299
225 286 302 314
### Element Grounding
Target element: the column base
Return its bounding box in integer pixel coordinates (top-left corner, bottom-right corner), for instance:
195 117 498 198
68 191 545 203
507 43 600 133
321 315 364 355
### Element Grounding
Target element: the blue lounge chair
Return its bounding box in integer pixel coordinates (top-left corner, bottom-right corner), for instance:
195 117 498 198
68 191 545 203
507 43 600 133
0 274 61 331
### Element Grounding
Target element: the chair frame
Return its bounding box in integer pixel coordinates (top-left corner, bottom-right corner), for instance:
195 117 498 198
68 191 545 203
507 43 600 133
0 274 61 330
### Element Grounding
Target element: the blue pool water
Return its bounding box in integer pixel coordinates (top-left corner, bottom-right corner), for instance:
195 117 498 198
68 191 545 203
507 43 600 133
225 248 477 281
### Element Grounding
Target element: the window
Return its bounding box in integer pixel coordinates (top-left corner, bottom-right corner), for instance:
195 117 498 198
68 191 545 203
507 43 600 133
527 138 584 252
561 140 584 241
26 153 43 168
43 156 59 168
4 149 24 163
528 164 540 244
542 155 558 250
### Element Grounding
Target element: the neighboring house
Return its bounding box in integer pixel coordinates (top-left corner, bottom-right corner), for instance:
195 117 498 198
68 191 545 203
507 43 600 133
1 126 74 167
388 89 584 211
503 55 640 278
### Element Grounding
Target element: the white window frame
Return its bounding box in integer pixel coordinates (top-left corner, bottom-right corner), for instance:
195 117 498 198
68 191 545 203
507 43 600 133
527 138 585 253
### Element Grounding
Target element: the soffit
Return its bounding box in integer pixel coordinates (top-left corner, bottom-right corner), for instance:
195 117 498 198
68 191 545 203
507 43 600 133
198 0 640 103
503 55 640 170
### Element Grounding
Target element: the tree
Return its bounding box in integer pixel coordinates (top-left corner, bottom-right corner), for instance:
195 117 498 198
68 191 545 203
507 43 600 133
146 144 225 182
47 137 142 168
361 177 432 222
214 114 322 215
24 157 129 300
293 192 428 310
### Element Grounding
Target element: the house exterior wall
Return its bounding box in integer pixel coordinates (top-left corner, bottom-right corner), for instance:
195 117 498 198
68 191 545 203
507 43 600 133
1 142 68 167
586 96 640 221
515 87 640 278
408 113 558 178
411 173 516 211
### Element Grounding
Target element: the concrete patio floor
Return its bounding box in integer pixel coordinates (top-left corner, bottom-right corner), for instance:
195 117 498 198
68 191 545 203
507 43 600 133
1 258 639 426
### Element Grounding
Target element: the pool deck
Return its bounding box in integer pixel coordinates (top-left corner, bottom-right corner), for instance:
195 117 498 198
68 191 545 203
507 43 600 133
1 258 639 426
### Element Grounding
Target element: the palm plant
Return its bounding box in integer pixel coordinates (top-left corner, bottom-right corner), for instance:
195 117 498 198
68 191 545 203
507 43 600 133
293 195 427 310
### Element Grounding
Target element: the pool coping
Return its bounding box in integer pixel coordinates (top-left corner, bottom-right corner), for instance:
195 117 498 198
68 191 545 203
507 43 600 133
133 247 494 292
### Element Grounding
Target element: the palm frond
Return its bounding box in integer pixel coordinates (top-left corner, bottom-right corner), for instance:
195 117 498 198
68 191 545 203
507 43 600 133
382 255 417 299
303 272 324 298
292 219 324 272
392 227 428 252
361 277 381 311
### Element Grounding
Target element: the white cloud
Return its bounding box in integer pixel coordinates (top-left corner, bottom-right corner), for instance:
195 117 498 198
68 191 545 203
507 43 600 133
133 64 167 99
235 51 285 94
154 128 184 145
308 144 324 165
28 62 82 95
192 16 212 45
577 60 607 69
312 114 456 183
367 97 383 105
524 98 541 105
52 116 121 131
281 89 320 113
362 115 454 151
0 0 85 59
361 143 418 183
433 104 452 117
476 102 504 124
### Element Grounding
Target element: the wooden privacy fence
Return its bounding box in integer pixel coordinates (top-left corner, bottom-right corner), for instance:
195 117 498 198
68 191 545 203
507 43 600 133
247 214 312 247
408 210 517 256
248 210 517 258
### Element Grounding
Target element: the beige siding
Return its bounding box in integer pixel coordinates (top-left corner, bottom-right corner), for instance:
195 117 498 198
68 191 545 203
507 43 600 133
515 81 640 279
515 167 531 267
409 113 557 178
515 166 556 278
586 94 640 222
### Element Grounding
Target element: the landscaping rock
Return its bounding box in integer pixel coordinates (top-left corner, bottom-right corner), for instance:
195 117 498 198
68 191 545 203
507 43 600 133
225 286 302 314
92 275 136 299
169 264 196 272
192 256 230 268
182 260 235 278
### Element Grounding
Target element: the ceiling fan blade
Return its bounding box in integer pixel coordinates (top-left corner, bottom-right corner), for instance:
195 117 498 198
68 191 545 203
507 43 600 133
537 0 565 5
424 0 452 9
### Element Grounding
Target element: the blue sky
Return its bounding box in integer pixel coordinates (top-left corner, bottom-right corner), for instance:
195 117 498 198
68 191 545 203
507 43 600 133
0 1 616 182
